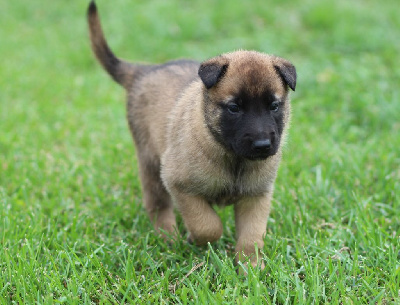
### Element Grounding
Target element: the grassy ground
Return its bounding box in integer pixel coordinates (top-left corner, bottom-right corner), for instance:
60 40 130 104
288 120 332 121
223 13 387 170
1 0 399 303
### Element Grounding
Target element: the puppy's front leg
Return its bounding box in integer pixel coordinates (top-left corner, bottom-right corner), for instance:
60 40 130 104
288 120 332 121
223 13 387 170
170 189 223 245
235 194 272 269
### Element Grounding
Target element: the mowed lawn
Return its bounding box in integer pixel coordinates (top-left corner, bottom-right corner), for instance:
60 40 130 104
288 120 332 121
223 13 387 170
1 0 399 303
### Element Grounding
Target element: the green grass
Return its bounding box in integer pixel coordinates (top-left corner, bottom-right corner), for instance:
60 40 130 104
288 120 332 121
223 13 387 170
1 0 399 303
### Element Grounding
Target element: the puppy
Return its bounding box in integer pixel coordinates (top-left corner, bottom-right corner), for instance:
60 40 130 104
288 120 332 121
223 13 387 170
87 1 296 269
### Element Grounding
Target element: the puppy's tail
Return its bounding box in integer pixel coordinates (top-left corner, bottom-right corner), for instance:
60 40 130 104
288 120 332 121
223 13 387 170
87 1 137 89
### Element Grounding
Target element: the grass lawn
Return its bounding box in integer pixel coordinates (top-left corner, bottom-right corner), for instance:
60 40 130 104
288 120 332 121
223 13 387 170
1 0 399 303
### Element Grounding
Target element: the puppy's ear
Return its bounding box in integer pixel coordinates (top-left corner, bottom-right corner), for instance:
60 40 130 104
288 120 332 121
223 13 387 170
198 57 229 89
274 59 297 91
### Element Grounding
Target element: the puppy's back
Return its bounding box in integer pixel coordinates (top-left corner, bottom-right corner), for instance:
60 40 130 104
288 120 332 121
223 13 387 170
126 60 199 159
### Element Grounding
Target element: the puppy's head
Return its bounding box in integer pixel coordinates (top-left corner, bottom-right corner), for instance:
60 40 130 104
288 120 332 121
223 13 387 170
199 51 296 161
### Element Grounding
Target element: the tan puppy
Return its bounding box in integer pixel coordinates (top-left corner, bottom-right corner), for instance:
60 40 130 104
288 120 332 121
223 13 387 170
87 1 296 269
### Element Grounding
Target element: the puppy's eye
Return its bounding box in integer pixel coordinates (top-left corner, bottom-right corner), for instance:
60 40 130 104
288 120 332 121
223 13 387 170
227 103 240 114
270 101 280 112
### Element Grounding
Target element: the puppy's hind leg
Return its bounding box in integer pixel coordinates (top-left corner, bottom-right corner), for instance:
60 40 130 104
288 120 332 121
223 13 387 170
138 159 177 238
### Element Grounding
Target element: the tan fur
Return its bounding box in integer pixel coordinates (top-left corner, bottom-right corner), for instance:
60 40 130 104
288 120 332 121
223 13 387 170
87 1 296 272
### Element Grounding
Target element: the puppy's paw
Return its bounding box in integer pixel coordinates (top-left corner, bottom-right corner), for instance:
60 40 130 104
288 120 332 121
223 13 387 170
237 258 265 276
187 233 194 245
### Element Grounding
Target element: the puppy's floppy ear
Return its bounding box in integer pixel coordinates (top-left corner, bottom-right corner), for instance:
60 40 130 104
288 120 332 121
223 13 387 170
198 56 229 89
274 58 297 91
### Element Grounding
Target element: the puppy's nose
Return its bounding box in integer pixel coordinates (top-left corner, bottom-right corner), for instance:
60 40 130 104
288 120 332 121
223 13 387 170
252 139 271 151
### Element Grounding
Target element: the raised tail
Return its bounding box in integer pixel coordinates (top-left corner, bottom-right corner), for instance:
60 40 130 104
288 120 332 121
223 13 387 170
87 1 136 89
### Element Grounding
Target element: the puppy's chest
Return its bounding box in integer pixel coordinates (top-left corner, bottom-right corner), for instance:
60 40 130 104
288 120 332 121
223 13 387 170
199 165 269 205
210 187 247 206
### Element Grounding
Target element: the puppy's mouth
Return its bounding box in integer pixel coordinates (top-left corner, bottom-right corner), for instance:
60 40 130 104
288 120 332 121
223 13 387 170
245 151 276 161
231 144 277 161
